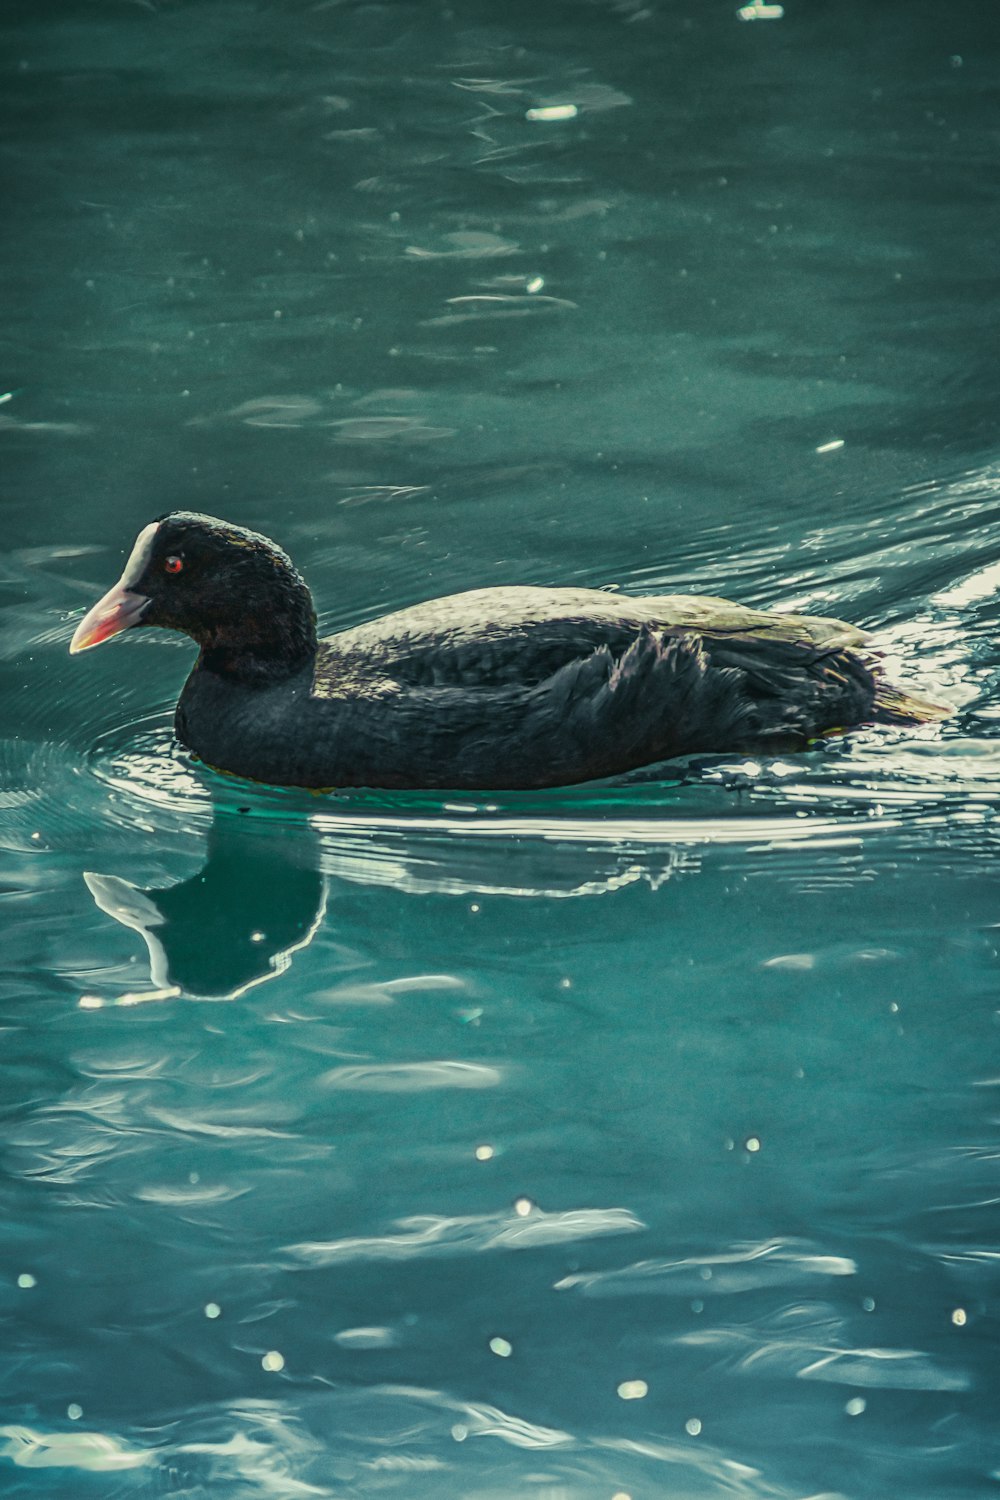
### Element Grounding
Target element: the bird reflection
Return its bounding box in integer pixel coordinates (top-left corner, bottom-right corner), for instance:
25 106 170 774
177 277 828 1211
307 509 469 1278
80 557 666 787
84 813 325 1002
83 777 705 1006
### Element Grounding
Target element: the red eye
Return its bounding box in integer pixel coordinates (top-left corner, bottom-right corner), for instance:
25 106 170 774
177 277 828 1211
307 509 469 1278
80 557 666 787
164 556 183 574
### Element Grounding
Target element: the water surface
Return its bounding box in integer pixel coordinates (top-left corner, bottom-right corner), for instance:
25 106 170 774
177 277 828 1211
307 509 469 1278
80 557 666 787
3 1 1000 1495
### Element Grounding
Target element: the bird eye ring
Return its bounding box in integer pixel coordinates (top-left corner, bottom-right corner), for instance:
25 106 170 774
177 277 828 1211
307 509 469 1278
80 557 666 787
164 555 183 574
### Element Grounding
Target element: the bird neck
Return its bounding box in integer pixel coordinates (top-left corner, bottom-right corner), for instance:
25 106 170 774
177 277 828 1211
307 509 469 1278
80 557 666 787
197 591 318 687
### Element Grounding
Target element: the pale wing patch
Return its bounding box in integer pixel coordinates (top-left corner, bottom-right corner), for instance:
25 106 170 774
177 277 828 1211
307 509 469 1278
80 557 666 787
665 595 869 649
311 661 399 700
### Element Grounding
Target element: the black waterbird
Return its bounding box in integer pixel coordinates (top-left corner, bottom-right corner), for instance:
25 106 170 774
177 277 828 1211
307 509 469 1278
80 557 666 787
70 512 949 790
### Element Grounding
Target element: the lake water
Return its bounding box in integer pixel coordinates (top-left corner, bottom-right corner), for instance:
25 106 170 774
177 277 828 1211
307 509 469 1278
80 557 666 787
3 1 1000 1495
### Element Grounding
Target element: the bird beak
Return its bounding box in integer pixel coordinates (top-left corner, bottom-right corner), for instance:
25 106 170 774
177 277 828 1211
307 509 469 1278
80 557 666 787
70 585 150 653
70 520 158 653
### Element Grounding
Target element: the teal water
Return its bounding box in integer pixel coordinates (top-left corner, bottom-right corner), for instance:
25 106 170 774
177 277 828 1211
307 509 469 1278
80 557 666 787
3 1 1000 1495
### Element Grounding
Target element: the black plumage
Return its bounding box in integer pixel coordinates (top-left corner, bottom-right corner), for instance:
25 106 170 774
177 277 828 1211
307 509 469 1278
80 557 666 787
70 512 949 790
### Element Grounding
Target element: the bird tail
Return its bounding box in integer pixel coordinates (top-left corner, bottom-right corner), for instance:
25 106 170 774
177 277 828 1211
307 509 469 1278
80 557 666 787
872 679 953 726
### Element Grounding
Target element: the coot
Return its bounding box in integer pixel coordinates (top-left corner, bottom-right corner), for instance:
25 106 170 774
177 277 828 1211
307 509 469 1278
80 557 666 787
70 512 948 789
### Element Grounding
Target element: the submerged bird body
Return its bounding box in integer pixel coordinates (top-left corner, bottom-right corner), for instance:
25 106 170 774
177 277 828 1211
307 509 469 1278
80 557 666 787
70 513 948 790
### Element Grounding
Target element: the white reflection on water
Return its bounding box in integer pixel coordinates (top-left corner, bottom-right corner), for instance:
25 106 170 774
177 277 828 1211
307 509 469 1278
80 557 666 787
0 1425 151 1472
555 1240 857 1298
933 557 1000 610
334 1326 398 1349
678 1319 970 1392
319 1060 502 1092
286 1204 645 1266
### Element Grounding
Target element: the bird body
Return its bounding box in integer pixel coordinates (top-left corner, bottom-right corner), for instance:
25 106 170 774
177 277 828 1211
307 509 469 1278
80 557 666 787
70 513 949 790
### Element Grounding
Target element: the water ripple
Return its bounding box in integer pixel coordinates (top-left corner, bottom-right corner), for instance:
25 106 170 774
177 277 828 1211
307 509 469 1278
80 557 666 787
555 1240 857 1297
679 1319 970 1392
0 1424 151 1473
381 1388 574 1450
286 1203 645 1265
319 1061 502 1092
146 1107 297 1141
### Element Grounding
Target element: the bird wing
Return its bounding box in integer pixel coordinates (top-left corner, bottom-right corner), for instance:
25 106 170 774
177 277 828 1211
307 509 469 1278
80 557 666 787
312 586 869 698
